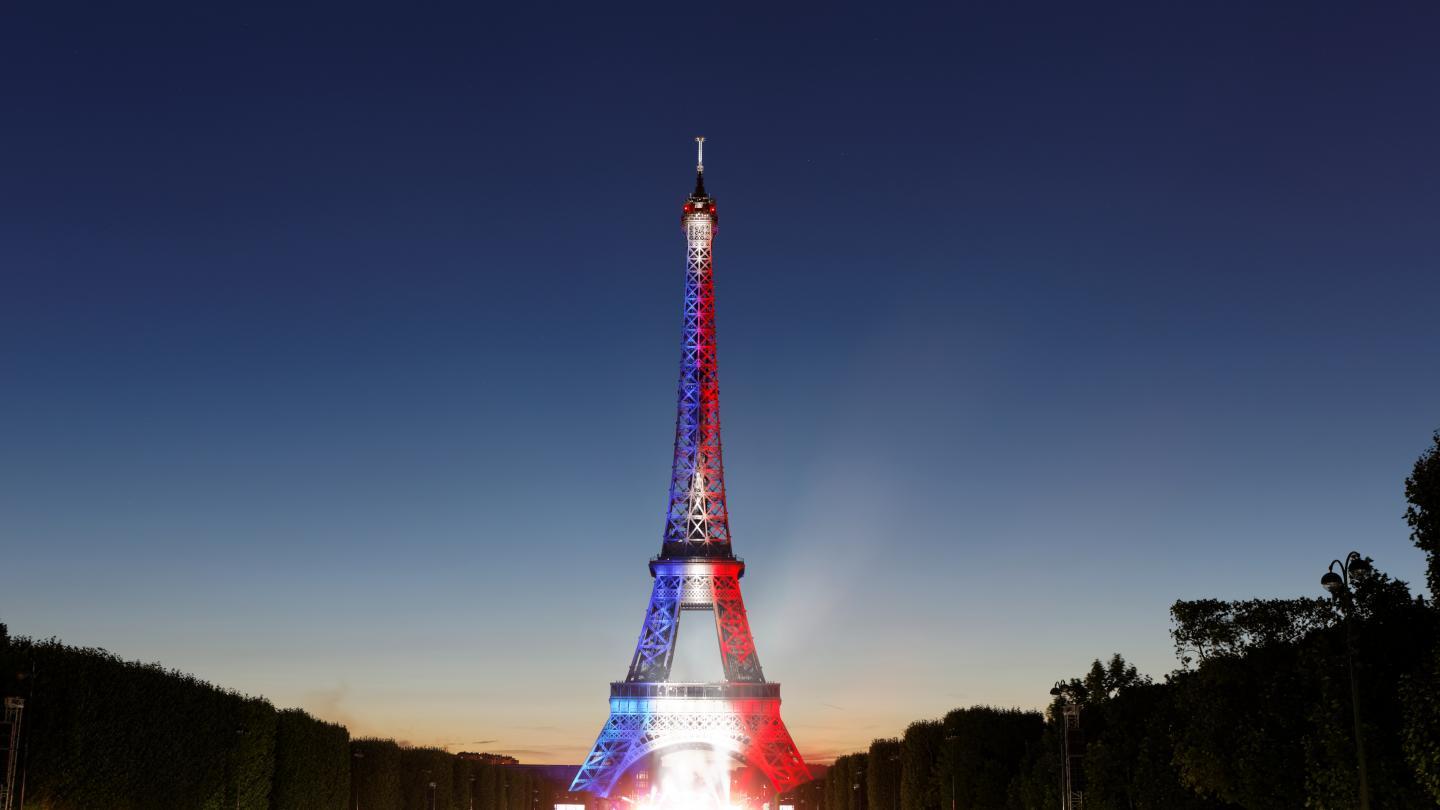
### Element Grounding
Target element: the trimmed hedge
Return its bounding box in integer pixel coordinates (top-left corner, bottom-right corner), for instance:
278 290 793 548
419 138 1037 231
0 632 563 810
0 636 291 810
401 747 455 809
271 708 350 810
354 738 405 809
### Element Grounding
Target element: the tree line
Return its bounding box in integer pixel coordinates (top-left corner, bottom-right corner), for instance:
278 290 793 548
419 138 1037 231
0 631 560 810
782 432 1440 809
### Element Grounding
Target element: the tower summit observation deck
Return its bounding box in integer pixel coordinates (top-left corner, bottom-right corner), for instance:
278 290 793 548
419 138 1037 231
571 140 809 800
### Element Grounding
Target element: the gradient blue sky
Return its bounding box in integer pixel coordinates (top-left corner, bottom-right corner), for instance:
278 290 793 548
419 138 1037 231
3 2 1439 764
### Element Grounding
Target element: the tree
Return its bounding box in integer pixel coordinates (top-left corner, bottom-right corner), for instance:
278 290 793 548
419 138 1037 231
1081 680 1224 810
1168 563 1434 808
828 753 867 810
781 776 827 810
452 758 474 810
1406 431 1440 602
1170 598 1335 668
867 739 903 810
352 738 403 810
936 707 1042 810
1401 642 1440 803
270 708 350 810
401 747 455 810
899 721 943 810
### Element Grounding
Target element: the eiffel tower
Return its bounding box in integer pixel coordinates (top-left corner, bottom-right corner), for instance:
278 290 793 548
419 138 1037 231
571 139 809 800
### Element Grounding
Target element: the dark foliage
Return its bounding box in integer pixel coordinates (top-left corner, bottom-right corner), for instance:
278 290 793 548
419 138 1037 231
0 634 562 810
865 738 902 810
401 747 456 810
1407 431 1440 601
0 637 280 809
353 738 404 810
1170 598 1335 668
268 708 350 810
899 721 943 810
936 707 1042 810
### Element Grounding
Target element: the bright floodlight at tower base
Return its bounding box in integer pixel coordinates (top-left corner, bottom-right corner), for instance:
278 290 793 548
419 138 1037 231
570 140 808 810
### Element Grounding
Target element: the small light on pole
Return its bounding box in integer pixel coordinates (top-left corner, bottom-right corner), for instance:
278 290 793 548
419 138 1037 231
232 726 247 810
352 750 364 810
943 732 958 810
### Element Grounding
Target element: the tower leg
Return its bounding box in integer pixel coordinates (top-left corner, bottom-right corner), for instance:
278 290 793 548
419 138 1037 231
713 575 763 682
627 576 681 682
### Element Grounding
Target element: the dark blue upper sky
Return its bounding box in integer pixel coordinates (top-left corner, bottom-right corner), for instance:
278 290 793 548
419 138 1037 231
3 2 1439 760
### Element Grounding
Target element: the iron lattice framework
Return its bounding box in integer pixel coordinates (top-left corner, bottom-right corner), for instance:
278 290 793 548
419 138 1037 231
663 153 730 557
0 698 22 810
573 141 808 799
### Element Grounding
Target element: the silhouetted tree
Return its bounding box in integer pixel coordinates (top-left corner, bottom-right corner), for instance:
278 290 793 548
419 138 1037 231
1401 642 1440 803
866 738 902 810
352 738 403 810
899 720 943 810
1407 431 1440 602
270 708 349 810
452 758 474 810
935 706 1042 810
828 753 868 810
1170 598 1335 668
400 747 455 810
1169 563 1434 807
781 775 827 810
1079 675 1225 810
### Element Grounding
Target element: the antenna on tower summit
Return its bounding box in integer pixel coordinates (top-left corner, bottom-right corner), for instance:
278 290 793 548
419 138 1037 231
695 136 705 173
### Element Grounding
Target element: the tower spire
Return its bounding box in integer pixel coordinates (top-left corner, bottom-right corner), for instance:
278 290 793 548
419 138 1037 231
693 135 707 198
665 137 726 559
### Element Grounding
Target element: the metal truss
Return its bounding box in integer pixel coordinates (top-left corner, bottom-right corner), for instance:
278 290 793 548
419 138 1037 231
573 154 808 798
624 562 763 684
1 698 22 810
662 189 731 558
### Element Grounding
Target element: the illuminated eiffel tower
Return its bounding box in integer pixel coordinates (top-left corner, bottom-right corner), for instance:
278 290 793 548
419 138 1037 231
571 139 809 799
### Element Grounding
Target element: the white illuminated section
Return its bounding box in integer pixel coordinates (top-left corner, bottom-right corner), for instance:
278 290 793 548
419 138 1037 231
556 804 586 810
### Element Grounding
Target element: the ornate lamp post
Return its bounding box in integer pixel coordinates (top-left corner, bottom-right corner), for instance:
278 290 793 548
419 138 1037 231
1321 551 1372 810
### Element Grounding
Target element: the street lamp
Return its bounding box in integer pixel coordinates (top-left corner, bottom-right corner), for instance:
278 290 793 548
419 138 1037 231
352 750 364 810
1049 684 1083 810
943 733 958 810
1322 551 1372 810
229 726 246 810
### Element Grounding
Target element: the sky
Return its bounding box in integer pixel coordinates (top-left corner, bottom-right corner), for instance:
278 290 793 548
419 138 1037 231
3 2 1440 765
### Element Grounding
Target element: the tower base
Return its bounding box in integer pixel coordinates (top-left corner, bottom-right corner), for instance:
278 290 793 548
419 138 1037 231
571 682 808 798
